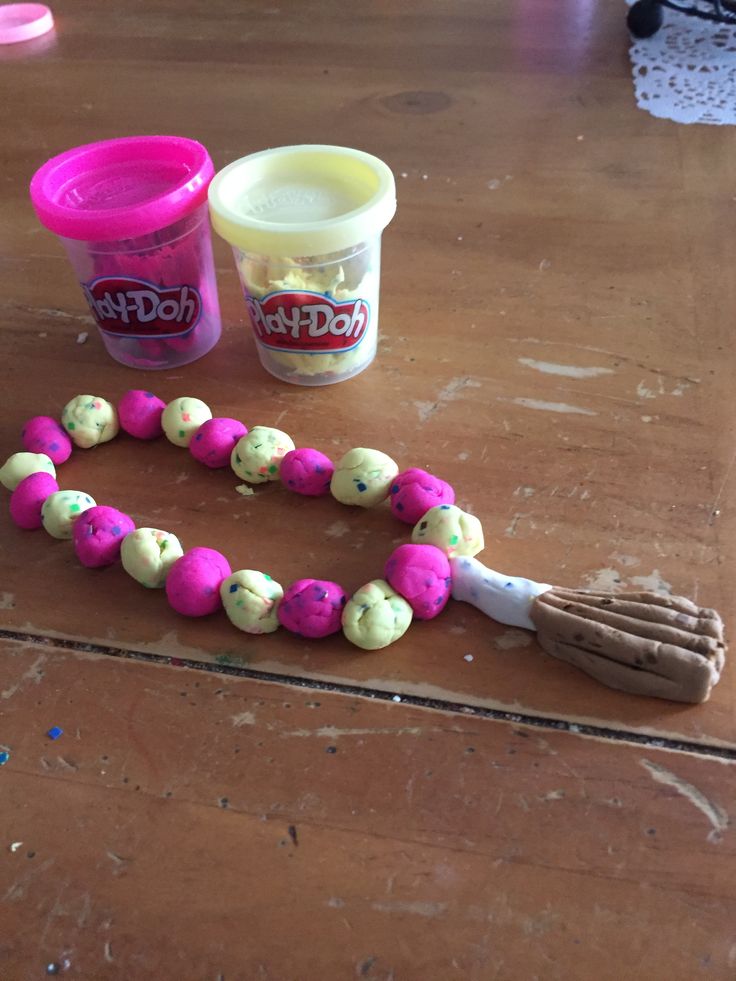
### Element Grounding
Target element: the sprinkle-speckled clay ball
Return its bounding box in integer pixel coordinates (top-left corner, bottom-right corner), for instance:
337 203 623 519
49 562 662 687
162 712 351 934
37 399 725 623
121 528 184 588
73 505 135 568
220 570 284 634
61 395 119 449
389 468 455 524
21 416 72 465
411 504 484 559
280 448 334 496
165 547 232 617
118 390 167 440
278 579 347 638
0 452 56 491
330 447 399 508
41 490 96 539
231 426 295 483
10 472 59 530
342 579 413 650
190 418 248 469
385 543 452 620
162 397 213 448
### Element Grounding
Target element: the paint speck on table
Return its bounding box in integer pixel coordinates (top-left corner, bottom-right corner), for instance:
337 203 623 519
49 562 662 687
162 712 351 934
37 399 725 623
609 552 640 569
517 358 614 379
582 568 623 592
498 397 597 417
630 570 672 594
46 960 70 976
325 520 350 538
494 630 533 651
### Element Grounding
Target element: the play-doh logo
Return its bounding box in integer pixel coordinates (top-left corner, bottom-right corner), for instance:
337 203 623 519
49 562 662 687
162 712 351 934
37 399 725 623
82 277 202 337
245 291 370 353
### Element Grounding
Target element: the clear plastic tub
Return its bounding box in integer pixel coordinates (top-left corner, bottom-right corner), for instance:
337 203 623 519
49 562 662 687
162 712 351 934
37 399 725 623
209 145 395 385
30 136 222 369
234 237 381 386
59 202 220 369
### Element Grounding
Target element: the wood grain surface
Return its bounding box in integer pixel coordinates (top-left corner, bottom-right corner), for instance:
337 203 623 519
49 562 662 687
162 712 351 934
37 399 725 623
1 0 735 977
2 642 735 980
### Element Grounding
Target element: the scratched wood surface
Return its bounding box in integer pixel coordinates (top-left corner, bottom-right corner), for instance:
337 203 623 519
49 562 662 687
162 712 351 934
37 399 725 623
3 0 735 744
1 5 736 973
0 641 734 980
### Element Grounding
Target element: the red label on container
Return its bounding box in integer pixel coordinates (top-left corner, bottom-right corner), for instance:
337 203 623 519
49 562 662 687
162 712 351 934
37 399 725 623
245 291 370 353
82 277 202 338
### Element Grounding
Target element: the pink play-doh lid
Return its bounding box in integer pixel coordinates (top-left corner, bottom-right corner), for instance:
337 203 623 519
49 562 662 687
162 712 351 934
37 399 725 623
0 4 53 44
30 135 214 242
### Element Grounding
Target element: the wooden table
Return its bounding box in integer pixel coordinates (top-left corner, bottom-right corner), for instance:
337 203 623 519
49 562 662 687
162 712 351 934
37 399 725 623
1 1 735 977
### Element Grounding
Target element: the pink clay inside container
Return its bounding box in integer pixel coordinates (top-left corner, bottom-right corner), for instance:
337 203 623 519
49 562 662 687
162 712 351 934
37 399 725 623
30 136 222 369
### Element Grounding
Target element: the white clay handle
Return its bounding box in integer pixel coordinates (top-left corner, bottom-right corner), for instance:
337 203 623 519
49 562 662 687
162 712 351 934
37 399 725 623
450 556 551 631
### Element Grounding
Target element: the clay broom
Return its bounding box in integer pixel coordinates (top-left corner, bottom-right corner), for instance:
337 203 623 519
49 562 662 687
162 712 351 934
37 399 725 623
451 557 726 704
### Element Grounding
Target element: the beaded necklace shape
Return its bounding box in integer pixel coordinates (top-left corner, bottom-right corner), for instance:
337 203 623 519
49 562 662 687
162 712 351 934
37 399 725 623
1 390 726 704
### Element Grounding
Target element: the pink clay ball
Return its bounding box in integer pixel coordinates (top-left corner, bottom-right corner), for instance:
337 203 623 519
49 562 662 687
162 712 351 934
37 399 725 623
21 416 73 465
278 578 347 638
384 543 452 620
279 448 334 496
118 390 167 440
10 472 59 530
165 547 232 617
389 467 455 525
190 418 248 469
73 505 136 568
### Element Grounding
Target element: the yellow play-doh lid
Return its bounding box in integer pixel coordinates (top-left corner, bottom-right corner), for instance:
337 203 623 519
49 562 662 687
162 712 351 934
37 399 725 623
208 145 396 256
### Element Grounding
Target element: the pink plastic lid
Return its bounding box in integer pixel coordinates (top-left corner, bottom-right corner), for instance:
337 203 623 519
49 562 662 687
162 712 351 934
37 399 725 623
0 4 53 44
29 135 215 242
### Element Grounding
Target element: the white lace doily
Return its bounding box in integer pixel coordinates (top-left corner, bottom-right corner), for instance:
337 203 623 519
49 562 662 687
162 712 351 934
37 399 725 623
629 1 736 124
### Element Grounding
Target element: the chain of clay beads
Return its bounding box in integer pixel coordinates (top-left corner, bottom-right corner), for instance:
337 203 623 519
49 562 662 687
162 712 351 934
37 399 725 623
0 391 486 652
